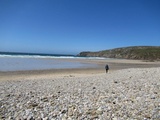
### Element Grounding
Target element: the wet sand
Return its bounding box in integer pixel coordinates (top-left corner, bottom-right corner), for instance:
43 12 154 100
0 58 160 81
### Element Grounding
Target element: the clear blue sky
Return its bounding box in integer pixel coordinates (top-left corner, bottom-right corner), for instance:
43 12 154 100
0 0 160 54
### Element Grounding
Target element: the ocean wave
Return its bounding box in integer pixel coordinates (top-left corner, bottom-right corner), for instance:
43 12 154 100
0 54 107 59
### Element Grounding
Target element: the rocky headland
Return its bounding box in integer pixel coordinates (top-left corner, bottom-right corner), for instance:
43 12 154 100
78 46 160 61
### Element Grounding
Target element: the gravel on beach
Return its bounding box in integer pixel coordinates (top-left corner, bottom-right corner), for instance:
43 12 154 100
0 67 160 120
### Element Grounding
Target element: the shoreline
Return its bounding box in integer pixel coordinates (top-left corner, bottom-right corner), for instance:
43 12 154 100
1 58 160 81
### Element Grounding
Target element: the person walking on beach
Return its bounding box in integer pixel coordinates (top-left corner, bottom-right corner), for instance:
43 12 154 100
105 64 109 73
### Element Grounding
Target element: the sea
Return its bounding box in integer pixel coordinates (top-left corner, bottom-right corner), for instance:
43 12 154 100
0 52 106 71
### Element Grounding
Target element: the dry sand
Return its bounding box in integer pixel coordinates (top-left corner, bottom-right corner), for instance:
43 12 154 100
0 59 160 119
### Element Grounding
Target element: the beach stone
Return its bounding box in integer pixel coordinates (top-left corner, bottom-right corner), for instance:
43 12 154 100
62 115 67 120
30 102 38 108
90 114 99 119
114 81 118 84
151 96 156 99
43 117 48 120
27 115 34 120
41 97 48 102
61 109 67 114
68 107 74 116
112 117 118 120
67 117 73 120
96 107 103 115
5 94 11 97
93 87 96 89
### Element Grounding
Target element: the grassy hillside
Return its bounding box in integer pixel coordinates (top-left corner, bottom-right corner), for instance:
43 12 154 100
78 46 160 61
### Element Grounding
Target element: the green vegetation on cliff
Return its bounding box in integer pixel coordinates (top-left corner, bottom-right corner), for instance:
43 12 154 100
78 46 160 61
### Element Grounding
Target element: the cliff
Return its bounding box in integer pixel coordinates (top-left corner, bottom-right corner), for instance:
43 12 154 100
78 46 160 61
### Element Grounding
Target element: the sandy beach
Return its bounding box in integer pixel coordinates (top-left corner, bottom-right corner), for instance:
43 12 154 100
0 59 160 119
1 58 160 81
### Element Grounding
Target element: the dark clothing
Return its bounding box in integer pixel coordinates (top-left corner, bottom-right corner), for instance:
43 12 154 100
105 64 109 73
105 65 109 70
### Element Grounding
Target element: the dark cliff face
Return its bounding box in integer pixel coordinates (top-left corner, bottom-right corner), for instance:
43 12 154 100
77 51 99 57
78 46 160 61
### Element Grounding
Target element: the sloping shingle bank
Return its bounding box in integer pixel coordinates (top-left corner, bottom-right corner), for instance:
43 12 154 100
0 67 160 119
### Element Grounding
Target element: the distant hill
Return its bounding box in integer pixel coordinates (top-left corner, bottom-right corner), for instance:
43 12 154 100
78 46 160 61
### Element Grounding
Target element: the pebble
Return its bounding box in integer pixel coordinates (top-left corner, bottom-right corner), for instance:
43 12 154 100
0 67 160 119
